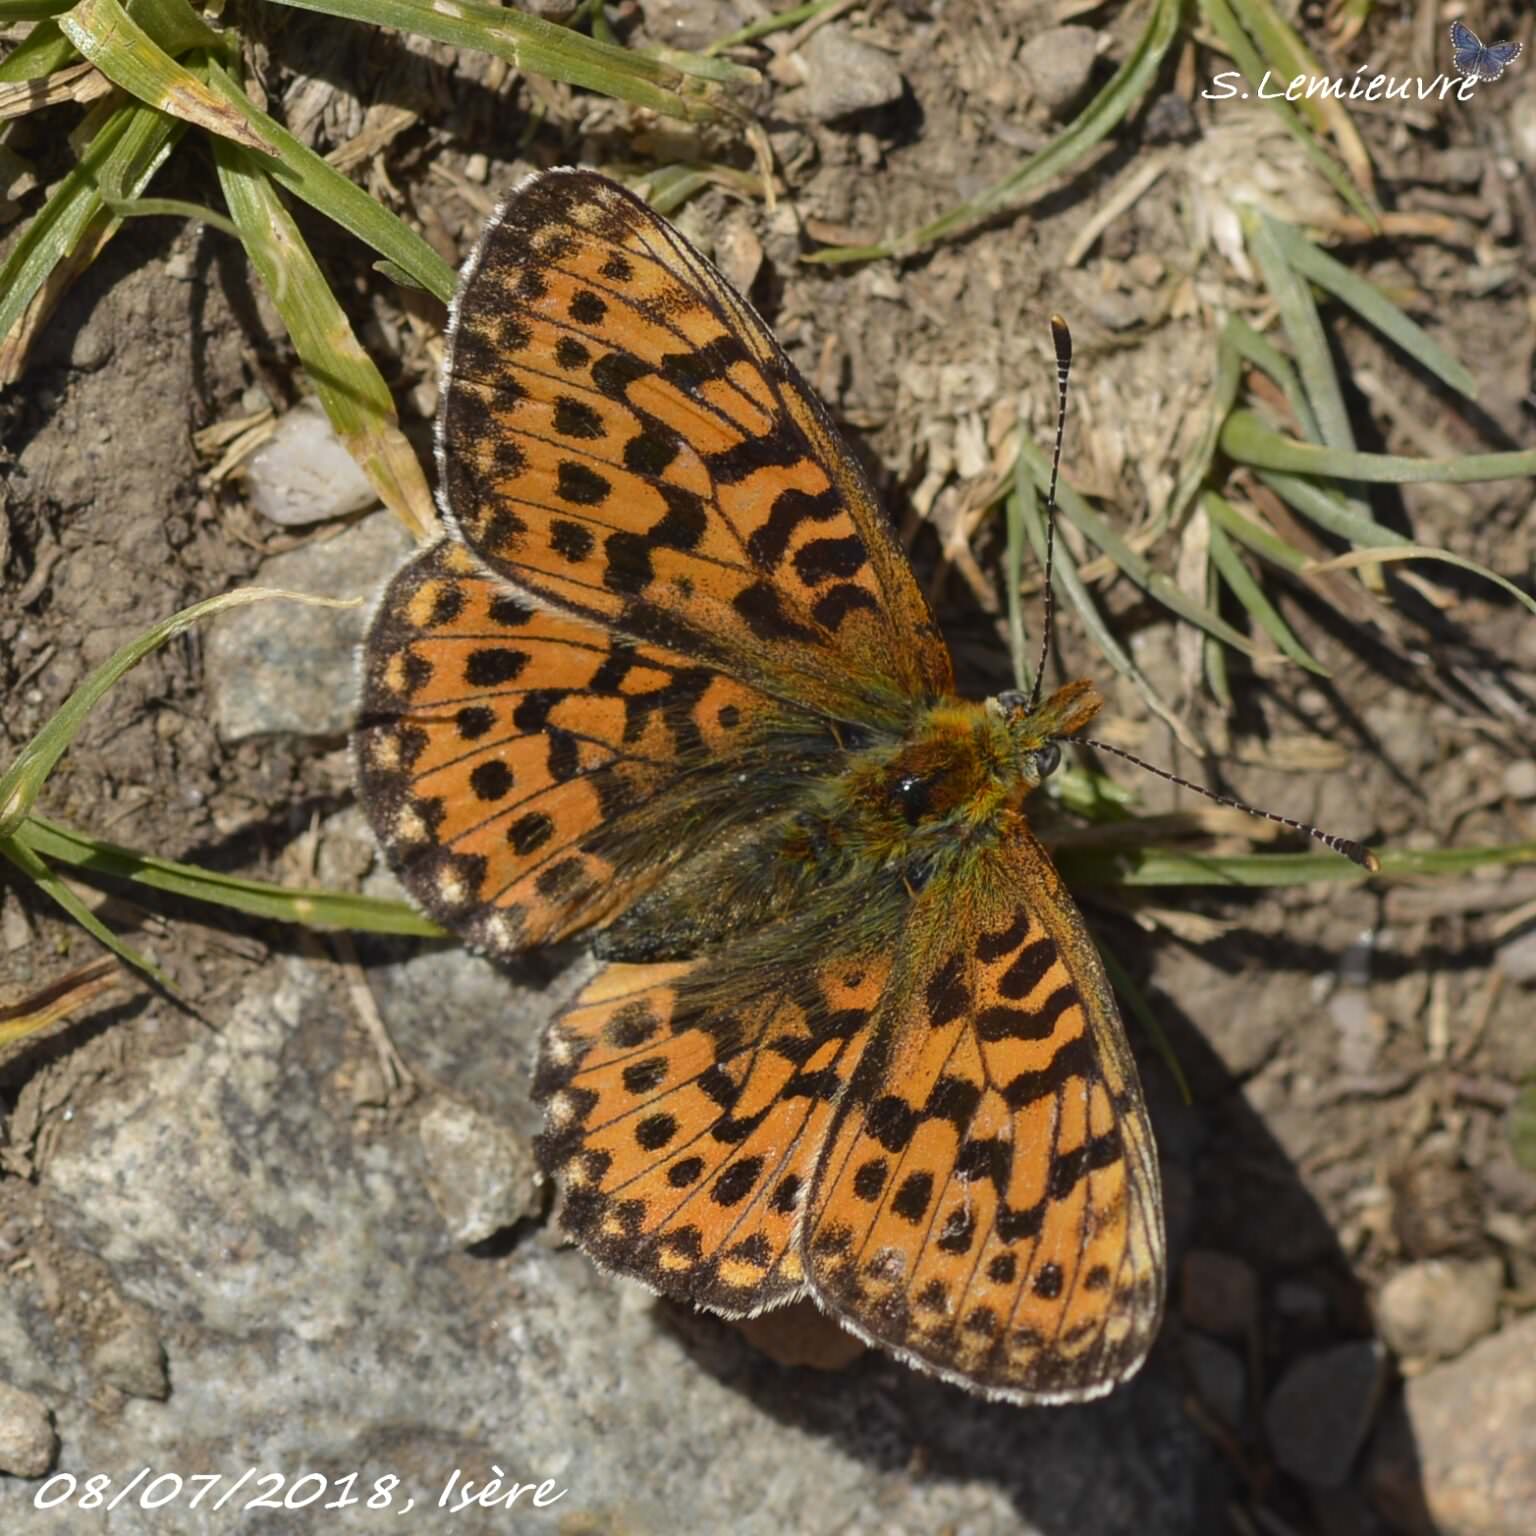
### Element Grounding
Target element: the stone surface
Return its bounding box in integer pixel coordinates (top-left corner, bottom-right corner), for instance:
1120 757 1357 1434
204 512 415 741
793 27 906 121
2 950 1230 1533
243 399 378 526
418 1094 542 1246
1017 26 1099 116
1265 1341 1391 1488
1179 1249 1258 1340
1375 1258 1503 1365
0 1382 55 1478
1368 1312 1536 1536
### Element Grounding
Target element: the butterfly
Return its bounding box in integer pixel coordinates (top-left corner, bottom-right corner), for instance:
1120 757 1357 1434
353 168 1165 1403
1449 18 1523 81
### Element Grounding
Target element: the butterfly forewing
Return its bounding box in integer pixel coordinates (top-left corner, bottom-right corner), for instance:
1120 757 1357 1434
439 169 953 720
356 539 777 954
801 822 1163 1403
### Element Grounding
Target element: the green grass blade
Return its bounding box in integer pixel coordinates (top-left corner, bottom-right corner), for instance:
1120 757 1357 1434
1223 313 1321 442
0 587 358 837
1249 211 1359 458
1309 546 1536 618
1015 436 1258 658
1205 509 1329 674
263 0 754 124
1227 411 1536 483
1058 841 1536 887
0 18 76 79
60 0 268 150
213 139 436 539
1202 489 1310 574
1263 219 1476 399
705 0 844 54
1010 457 1199 752
202 56 455 302
1165 319 1243 531
16 816 444 935
0 837 175 990
807 0 1181 263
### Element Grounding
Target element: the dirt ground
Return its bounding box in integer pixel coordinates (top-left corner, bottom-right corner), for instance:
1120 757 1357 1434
3 2 1535 1532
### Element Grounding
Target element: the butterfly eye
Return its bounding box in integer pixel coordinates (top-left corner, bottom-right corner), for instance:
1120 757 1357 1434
892 772 934 824
1031 742 1061 781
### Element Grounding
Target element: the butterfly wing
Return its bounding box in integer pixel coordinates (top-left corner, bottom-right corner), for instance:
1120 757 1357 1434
533 954 889 1315
1450 18 1486 73
439 168 954 722
800 817 1164 1404
356 539 783 954
1449 20 1519 78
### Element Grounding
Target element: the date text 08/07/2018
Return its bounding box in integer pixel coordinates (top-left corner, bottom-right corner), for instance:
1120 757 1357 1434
32 1465 568 1516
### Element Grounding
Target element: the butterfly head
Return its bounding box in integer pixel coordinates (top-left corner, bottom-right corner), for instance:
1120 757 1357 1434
989 679 1103 788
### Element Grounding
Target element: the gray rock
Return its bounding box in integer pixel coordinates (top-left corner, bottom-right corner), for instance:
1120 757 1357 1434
1180 1249 1258 1340
1368 1312 1536 1536
20 949 1227 1534
418 1095 542 1246
0 1381 55 1478
243 400 379 526
204 513 416 741
795 27 905 121
1376 1258 1503 1365
1018 26 1099 117
1265 1340 1390 1488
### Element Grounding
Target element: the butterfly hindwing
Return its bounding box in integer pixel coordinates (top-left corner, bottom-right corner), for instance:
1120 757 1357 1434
534 956 888 1315
800 819 1164 1404
439 168 954 721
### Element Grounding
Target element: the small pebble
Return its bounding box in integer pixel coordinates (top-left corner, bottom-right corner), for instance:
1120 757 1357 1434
1264 1340 1390 1488
794 27 905 121
1180 1249 1258 1339
244 399 379 527
0 1382 56 1478
91 1309 170 1400
419 1096 543 1247
1375 1258 1503 1364
1018 26 1099 117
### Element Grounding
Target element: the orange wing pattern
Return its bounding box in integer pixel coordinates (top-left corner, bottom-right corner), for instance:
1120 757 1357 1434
439 168 953 719
355 168 1168 1406
802 822 1163 1402
356 538 777 955
534 955 887 1315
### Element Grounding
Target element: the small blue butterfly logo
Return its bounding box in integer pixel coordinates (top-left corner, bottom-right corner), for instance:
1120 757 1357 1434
1449 18 1523 81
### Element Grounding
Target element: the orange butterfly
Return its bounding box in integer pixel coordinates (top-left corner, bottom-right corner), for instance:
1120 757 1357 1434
355 169 1164 1402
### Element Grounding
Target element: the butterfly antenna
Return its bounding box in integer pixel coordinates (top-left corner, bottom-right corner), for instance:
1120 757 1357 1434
1076 735 1381 872
1026 315 1073 715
